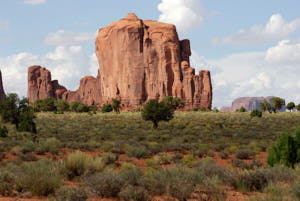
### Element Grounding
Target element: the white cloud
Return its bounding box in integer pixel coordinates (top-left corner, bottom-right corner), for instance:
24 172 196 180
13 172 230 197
0 46 97 97
24 0 46 5
44 30 96 46
158 0 205 34
265 39 300 64
213 14 300 46
191 40 300 107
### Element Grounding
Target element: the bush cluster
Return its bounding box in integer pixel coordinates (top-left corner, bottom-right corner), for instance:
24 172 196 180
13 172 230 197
33 98 97 113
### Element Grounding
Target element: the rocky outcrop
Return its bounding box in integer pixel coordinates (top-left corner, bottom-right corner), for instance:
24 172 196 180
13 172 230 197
28 66 67 104
0 70 5 100
221 96 286 112
28 14 212 110
28 66 101 105
95 13 212 109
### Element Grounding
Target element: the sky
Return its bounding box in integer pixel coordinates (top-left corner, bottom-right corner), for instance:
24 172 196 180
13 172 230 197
0 0 300 108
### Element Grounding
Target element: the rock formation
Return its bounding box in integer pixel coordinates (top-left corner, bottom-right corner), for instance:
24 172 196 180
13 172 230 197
28 66 101 105
27 13 212 110
220 96 286 112
0 70 5 101
95 13 212 109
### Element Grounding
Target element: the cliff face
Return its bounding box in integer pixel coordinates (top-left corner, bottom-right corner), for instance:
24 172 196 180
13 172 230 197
27 14 213 110
220 96 286 112
0 70 5 100
95 13 212 109
28 66 101 105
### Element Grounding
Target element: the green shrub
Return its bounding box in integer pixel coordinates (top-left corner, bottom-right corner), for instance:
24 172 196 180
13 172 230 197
126 145 149 159
231 159 250 169
85 171 125 197
267 129 299 168
238 169 268 191
101 104 113 113
34 97 57 112
0 169 17 196
21 140 36 153
237 107 247 112
219 151 229 159
69 102 81 112
224 145 238 154
55 100 70 112
112 98 121 113
118 185 149 201
235 149 255 160
101 152 119 165
19 159 62 196
250 109 262 118
54 186 87 201
65 151 90 178
0 126 8 138
36 138 61 154
18 152 38 161
292 181 300 199
76 103 90 113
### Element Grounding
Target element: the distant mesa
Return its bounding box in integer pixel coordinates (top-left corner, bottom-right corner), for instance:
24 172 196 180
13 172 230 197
221 96 286 112
27 13 213 110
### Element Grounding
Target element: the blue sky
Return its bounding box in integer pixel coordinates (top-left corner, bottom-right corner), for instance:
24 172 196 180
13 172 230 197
1 0 300 107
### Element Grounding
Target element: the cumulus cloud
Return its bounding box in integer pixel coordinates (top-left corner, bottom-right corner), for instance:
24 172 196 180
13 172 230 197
24 0 46 5
0 46 98 97
213 14 300 46
265 39 300 64
158 0 205 34
44 30 96 46
191 40 300 107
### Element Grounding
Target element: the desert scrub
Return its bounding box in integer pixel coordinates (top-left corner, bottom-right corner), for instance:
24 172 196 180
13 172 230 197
36 138 61 154
85 171 125 197
18 159 63 196
65 151 91 178
126 145 149 159
235 149 256 160
118 185 149 201
54 186 87 201
238 169 269 191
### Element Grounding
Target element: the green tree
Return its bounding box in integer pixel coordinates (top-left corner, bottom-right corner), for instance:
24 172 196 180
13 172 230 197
112 98 121 113
76 103 90 113
34 97 57 112
267 123 300 168
237 107 247 112
0 125 8 138
260 100 271 112
271 97 285 113
296 104 300 112
55 100 70 112
250 109 262 118
69 102 81 112
141 99 174 129
286 102 296 112
101 104 113 113
0 94 37 140
161 96 185 110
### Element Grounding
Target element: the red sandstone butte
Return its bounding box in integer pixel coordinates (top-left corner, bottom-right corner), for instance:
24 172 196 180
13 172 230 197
27 13 212 110
0 70 5 100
